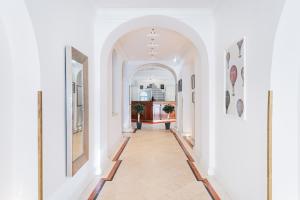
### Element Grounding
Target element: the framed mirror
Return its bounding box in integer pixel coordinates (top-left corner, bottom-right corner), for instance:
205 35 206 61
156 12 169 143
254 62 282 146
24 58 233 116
65 46 89 176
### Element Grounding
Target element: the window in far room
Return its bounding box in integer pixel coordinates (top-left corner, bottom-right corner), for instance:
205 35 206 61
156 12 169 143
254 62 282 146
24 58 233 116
139 91 149 101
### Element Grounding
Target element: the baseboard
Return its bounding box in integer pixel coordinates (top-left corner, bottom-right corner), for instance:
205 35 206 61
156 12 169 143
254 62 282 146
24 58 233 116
181 132 192 136
194 159 208 178
122 127 134 133
207 176 232 200
48 164 94 200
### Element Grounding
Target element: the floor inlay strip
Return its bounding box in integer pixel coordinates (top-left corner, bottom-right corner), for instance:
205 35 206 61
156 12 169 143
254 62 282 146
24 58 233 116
88 137 130 200
183 136 194 148
112 137 130 161
88 179 106 200
187 160 205 181
104 160 122 181
170 129 194 162
170 129 221 200
203 179 221 200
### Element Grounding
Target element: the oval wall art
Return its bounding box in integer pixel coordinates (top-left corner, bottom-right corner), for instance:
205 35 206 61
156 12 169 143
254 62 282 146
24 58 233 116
226 90 230 114
237 39 244 58
226 52 230 69
230 65 238 96
236 99 244 117
241 67 244 87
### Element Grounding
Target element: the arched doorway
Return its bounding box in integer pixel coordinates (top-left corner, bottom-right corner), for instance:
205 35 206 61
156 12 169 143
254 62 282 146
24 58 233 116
95 15 213 176
270 0 300 198
128 65 177 130
0 1 41 199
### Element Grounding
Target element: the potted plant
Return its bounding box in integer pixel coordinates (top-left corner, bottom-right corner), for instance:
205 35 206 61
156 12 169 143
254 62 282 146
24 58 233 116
133 103 144 129
163 104 175 130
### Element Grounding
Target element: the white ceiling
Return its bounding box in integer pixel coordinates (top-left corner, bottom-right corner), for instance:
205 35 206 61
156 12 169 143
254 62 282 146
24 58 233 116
117 27 193 61
94 0 217 8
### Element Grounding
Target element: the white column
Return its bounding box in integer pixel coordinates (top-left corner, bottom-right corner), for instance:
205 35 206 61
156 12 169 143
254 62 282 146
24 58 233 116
122 71 133 132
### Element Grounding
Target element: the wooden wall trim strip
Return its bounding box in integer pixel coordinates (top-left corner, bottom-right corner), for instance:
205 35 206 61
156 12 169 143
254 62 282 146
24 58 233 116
170 129 194 162
267 91 273 200
112 137 130 161
38 91 43 200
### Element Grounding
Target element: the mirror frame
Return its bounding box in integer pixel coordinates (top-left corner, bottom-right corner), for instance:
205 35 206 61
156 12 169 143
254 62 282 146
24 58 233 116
65 46 89 176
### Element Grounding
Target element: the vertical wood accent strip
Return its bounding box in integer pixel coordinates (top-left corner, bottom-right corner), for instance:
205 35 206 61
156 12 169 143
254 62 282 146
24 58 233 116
267 91 273 200
38 91 43 200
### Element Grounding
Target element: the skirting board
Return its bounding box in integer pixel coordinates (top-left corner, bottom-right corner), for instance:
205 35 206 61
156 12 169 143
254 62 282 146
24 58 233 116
207 176 232 200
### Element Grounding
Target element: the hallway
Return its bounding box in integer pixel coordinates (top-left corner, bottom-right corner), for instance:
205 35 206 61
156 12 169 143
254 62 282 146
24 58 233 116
2 0 300 199
96 130 212 200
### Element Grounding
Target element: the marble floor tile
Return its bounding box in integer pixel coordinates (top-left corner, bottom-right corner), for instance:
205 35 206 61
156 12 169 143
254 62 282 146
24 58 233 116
97 130 212 200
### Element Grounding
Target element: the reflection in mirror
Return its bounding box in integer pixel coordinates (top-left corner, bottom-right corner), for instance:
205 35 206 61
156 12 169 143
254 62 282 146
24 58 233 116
66 46 89 176
72 60 84 161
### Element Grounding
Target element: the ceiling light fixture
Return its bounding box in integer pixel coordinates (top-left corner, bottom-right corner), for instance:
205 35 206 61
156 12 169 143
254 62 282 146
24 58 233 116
150 55 156 60
147 42 159 48
146 27 159 60
147 27 160 38
148 50 158 55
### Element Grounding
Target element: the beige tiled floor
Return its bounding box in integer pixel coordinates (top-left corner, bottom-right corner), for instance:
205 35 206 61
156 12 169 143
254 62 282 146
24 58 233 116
97 129 212 200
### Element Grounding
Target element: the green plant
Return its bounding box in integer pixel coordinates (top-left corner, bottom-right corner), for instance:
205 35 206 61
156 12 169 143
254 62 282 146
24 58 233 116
163 104 175 129
133 103 144 114
163 104 175 114
133 103 144 123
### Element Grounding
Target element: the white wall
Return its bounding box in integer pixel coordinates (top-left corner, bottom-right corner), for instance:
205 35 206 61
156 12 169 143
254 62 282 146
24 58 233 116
0 0 41 199
108 47 126 158
178 47 196 135
271 0 299 199
214 0 285 199
0 18 14 200
25 0 96 199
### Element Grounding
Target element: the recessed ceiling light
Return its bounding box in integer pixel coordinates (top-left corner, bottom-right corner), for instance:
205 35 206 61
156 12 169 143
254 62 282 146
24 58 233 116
147 42 159 48
147 27 160 38
173 57 177 63
150 55 156 60
149 50 158 54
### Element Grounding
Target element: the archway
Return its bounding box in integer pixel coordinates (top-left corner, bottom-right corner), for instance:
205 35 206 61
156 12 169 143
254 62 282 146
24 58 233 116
95 15 213 176
0 0 41 199
270 0 300 199
127 64 177 130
